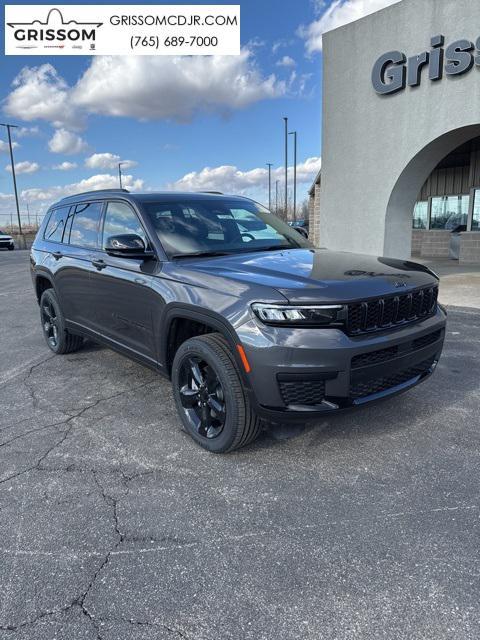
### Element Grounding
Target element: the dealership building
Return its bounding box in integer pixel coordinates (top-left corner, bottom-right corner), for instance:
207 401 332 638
310 0 480 262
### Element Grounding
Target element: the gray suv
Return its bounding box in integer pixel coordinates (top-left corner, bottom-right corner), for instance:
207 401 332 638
31 189 446 452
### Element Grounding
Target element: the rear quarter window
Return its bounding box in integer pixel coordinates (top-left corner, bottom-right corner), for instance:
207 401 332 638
43 206 71 243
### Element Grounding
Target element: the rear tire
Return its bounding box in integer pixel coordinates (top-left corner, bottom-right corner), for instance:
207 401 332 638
39 289 84 354
172 333 261 453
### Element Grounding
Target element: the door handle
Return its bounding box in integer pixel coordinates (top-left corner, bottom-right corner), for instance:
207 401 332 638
91 258 107 271
52 251 63 260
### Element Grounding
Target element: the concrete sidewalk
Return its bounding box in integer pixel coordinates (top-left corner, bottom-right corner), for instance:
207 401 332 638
416 257 480 309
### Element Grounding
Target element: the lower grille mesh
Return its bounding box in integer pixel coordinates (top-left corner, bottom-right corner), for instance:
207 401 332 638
349 358 435 400
280 380 325 406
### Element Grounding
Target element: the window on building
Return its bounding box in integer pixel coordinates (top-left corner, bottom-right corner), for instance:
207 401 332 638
430 195 469 230
68 202 103 248
102 201 147 249
472 189 480 230
43 206 70 243
412 201 428 229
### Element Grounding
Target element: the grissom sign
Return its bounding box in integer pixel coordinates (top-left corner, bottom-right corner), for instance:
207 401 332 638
5 5 240 56
372 35 480 95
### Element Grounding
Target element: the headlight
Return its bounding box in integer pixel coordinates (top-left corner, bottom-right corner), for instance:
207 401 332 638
251 303 346 327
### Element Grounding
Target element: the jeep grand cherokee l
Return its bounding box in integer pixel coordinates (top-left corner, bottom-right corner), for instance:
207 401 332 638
30 190 446 452
0 230 15 250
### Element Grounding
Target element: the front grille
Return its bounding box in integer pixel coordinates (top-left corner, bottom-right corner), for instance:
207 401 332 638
349 358 435 399
352 329 443 370
412 329 442 351
351 346 398 369
279 380 325 406
346 286 438 335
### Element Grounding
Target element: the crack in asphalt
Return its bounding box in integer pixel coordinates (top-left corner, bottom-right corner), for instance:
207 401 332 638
0 381 156 487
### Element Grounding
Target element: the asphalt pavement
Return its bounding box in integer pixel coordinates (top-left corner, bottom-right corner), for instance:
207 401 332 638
0 250 479 640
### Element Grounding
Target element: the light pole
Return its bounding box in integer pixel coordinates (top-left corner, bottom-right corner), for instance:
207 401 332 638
289 131 297 221
266 162 273 210
0 122 23 240
118 162 125 189
26 201 31 227
275 180 279 215
283 117 288 218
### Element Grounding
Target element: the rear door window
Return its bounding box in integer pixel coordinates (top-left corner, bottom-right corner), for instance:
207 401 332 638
43 206 70 243
68 202 104 248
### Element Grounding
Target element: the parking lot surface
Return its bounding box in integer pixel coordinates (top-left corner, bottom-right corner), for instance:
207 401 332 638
1 250 479 640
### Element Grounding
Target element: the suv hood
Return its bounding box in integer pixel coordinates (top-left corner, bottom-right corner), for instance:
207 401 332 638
0 234 12 240
172 248 438 304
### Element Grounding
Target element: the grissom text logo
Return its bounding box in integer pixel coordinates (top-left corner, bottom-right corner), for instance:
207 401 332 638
7 8 103 50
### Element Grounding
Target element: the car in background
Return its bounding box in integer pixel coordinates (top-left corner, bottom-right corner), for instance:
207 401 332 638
289 219 309 238
0 230 14 250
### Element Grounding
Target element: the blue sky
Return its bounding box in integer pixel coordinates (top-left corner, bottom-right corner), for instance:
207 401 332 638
0 0 398 222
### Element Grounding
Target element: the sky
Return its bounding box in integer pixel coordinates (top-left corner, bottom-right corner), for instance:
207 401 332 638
0 0 400 224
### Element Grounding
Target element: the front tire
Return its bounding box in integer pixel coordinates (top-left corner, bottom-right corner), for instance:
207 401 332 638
39 289 84 354
8 246 14 251
172 333 261 453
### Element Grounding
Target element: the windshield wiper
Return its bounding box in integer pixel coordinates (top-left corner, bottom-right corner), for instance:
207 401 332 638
170 250 232 259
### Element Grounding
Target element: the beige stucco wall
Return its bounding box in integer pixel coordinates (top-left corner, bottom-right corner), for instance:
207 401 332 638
319 0 480 258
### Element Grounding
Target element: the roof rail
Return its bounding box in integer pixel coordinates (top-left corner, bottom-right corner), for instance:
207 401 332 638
75 189 130 196
197 190 223 195
61 188 130 199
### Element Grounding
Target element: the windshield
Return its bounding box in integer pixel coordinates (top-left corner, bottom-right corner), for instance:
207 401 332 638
142 199 311 258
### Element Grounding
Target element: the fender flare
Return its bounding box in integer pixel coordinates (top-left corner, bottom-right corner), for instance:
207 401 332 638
159 303 252 389
33 268 58 303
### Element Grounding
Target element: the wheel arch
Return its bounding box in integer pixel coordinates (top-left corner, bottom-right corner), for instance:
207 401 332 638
34 271 56 304
160 304 251 389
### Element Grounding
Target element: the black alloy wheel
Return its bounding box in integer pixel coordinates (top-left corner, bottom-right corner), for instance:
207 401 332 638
178 356 226 439
41 296 59 349
39 288 84 355
171 333 262 453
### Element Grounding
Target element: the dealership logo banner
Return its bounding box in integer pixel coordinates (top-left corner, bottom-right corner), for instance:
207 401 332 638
5 5 240 55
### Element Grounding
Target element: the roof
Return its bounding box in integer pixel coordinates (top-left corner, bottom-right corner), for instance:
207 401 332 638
56 189 251 206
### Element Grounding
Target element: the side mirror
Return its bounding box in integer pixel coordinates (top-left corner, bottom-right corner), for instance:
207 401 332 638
294 226 309 239
105 234 154 259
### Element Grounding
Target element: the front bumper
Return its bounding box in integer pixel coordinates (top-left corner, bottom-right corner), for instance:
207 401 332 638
237 307 447 421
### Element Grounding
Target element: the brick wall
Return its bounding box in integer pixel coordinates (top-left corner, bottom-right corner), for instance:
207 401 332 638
419 230 451 258
459 232 480 263
411 229 426 255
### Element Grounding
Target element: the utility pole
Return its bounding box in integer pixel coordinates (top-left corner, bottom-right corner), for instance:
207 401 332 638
275 180 279 215
0 122 23 241
283 117 288 218
289 130 297 221
26 201 31 227
266 162 273 210
118 162 124 189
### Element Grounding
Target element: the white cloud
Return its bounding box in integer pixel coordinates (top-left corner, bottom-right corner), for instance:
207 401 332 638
4 64 81 129
48 129 88 155
16 126 40 138
299 0 401 54
21 173 144 204
4 52 287 129
0 140 20 153
5 161 40 175
53 161 77 171
73 52 286 122
276 55 296 68
168 157 322 194
85 153 137 170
